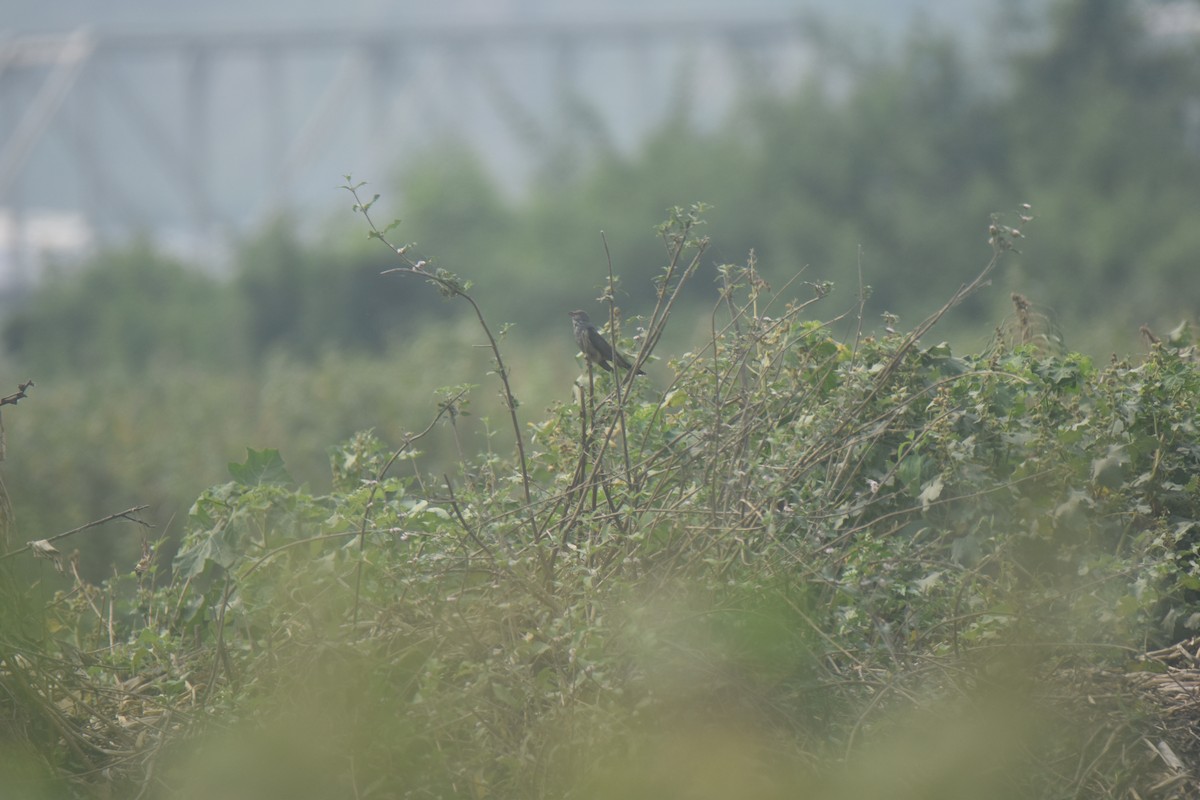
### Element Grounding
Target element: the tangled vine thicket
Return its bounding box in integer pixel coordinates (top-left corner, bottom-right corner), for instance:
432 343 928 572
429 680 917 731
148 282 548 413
3 204 1200 799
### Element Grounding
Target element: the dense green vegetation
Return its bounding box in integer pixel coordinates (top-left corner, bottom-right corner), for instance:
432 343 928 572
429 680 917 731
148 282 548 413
2 0 1200 794
3 205 1200 797
2 0 1197 560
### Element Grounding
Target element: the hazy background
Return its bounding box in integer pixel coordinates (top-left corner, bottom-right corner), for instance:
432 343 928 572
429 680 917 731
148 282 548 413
3 0 992 279
1 0 1199 575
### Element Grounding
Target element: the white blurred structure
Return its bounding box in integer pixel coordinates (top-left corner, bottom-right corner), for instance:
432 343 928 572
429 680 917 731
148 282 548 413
0 16 814 286
0 209 92 285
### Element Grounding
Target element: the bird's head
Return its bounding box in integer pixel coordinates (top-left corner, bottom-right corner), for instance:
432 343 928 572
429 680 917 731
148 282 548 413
568 310 590 323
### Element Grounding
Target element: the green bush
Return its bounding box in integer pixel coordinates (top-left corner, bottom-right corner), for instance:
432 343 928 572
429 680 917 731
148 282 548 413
4 205 1199 798
2 239 242 373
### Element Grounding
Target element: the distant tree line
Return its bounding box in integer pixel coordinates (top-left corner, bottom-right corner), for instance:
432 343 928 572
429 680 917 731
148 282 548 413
4 0 1198 372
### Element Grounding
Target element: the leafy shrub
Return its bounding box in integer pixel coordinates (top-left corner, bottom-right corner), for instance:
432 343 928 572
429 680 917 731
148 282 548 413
3 205 1200 798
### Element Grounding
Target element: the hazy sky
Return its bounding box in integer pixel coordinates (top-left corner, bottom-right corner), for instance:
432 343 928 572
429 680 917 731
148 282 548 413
6 0 995 37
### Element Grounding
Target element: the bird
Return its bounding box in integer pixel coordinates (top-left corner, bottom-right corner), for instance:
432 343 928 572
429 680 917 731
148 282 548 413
568 310 644 375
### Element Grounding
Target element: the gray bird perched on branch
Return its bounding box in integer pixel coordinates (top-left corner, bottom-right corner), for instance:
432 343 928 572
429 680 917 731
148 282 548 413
568 310 645 374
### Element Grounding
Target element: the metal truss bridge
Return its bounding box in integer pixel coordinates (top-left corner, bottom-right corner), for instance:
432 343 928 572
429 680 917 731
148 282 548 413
0 18 811 282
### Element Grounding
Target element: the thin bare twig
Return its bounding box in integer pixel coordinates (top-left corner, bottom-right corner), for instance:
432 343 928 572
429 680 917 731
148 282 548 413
600 231 635 493
1 505 152 561
0 379 34 406
352 387 469 628
341 181 539 546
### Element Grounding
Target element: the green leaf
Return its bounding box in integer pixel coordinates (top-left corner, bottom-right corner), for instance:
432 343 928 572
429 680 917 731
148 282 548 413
173 526 238 579
659 389 688 410
918 475 944 510
1090 446 1127 489
228 448 293 487
915 571 943 594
